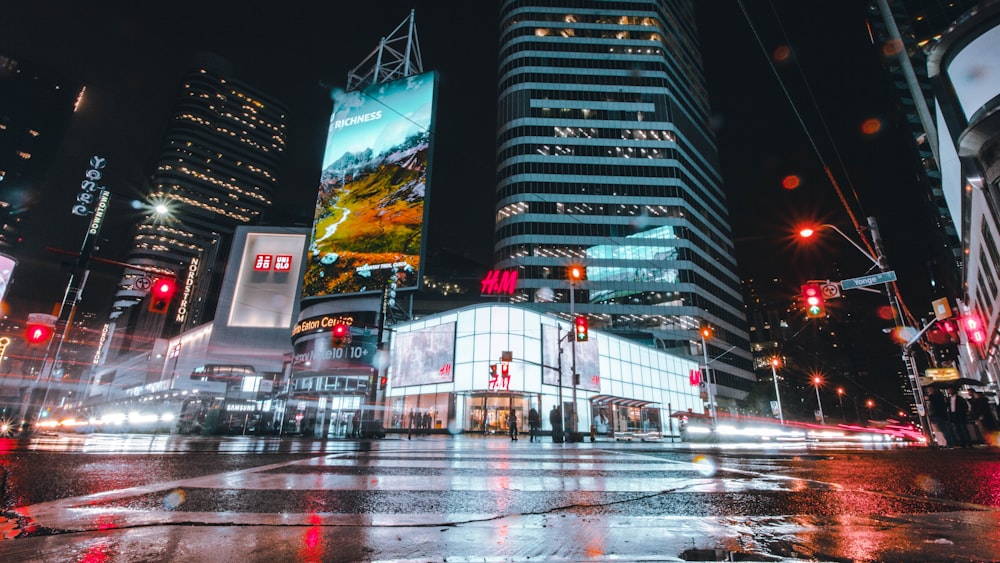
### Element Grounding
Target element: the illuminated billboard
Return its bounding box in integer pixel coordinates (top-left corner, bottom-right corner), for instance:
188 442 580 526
389 321 456 387
303 71 437 299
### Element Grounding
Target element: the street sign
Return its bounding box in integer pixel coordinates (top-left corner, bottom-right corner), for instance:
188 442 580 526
133 276 152 291
840 270 896 290
820 282 841 299
932 297 952 321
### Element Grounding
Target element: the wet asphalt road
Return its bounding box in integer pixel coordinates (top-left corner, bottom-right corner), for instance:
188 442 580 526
1 433 999 562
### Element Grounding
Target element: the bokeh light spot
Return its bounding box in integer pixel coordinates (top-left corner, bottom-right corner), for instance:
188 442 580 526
862 118 882 135
773 45 792 63
782 175 801 190
882 38 903 57
163 489 186 510
692 454 718 477
916 474 942 495
877 305 895 320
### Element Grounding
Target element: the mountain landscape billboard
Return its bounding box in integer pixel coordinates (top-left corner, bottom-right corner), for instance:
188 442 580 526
303 71 437 299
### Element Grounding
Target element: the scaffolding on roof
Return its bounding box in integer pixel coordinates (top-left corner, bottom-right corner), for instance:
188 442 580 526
346 9 423 91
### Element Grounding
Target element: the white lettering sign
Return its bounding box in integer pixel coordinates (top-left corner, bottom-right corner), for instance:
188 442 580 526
175 257 199 323
333 110 382 129
72 156 107 216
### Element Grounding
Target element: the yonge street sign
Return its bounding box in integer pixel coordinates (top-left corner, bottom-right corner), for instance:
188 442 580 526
840 270 896 290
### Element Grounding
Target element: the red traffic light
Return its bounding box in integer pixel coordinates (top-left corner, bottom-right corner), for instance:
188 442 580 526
801 283 825 318
152 278 176 298
148 277 177 313
25 323 54 344
574 316 589 341
331 323 351 348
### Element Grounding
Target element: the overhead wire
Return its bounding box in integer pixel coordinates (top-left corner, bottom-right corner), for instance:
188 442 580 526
737 0 919 329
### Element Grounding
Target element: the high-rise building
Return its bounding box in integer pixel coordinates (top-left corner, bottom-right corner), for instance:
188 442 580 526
494 0 755 404
0 54 76 256
105 55 287 359
866 0 980 297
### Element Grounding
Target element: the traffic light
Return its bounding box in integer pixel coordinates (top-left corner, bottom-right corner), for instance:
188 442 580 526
25 323 54 344
801 283 825 318
331 323 351 348
574 315 589 341
148 277 177 313
961 315 986 346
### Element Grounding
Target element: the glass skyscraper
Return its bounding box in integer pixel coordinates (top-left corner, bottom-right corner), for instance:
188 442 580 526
494 0 754 401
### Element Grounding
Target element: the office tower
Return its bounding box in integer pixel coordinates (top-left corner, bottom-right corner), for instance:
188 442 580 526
0 54 76 256
866 0 980 297
494 0 755 403
106 56 287 358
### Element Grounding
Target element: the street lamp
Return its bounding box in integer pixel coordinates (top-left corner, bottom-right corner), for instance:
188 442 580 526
770 357 784 424
568 265 584 440
812 376 825 425
866 399 875 422
836 387 845 420
700 325 716 428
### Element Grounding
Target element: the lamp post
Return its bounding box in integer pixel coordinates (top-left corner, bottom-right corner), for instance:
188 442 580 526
568 266 584 440
812 376 825 425
700 326 716 428
799 219 930 438
866 399 875 422
837 387 845 421
770 357 784 424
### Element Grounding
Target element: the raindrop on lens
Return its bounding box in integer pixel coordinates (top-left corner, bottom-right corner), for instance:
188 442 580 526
163 489 186 509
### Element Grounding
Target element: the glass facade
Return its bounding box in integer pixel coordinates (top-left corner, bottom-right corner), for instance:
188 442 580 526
494 0 754 401
379 303 701 438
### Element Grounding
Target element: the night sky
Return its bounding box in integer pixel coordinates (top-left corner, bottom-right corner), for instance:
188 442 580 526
0 1 941 326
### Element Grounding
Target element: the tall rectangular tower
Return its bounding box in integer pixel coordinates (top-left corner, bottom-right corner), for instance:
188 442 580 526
494 0 754 401
106 56 288 357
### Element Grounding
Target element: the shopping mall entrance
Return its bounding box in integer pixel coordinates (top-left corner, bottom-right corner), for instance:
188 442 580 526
464 392 535 435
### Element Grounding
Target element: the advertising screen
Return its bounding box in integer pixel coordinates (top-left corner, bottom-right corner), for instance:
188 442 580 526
389 322 456 387
303 71 437 299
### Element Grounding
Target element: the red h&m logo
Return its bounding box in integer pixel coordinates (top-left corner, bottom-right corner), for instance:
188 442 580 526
254 254 293 271
481 269 518 295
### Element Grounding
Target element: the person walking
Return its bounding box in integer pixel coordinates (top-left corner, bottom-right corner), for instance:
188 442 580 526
970 390 998 445
950 390 973 448
550 406 563 443
527 408 540 442
507 409 518 441
927 387 956 448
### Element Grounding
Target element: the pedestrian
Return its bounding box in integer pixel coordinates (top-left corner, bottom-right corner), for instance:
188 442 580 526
351 411 360 439
926 387 956 448
407 409 415 440
969 390 998 446
423 412 432 435
949 390 973 448
550 406 563 443
528 408 540 442
508 409 518 441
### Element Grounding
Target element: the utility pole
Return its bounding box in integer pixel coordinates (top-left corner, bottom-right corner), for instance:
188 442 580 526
867 217 930 438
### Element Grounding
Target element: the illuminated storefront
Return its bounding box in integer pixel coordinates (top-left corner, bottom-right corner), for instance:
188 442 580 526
381 303 703 438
